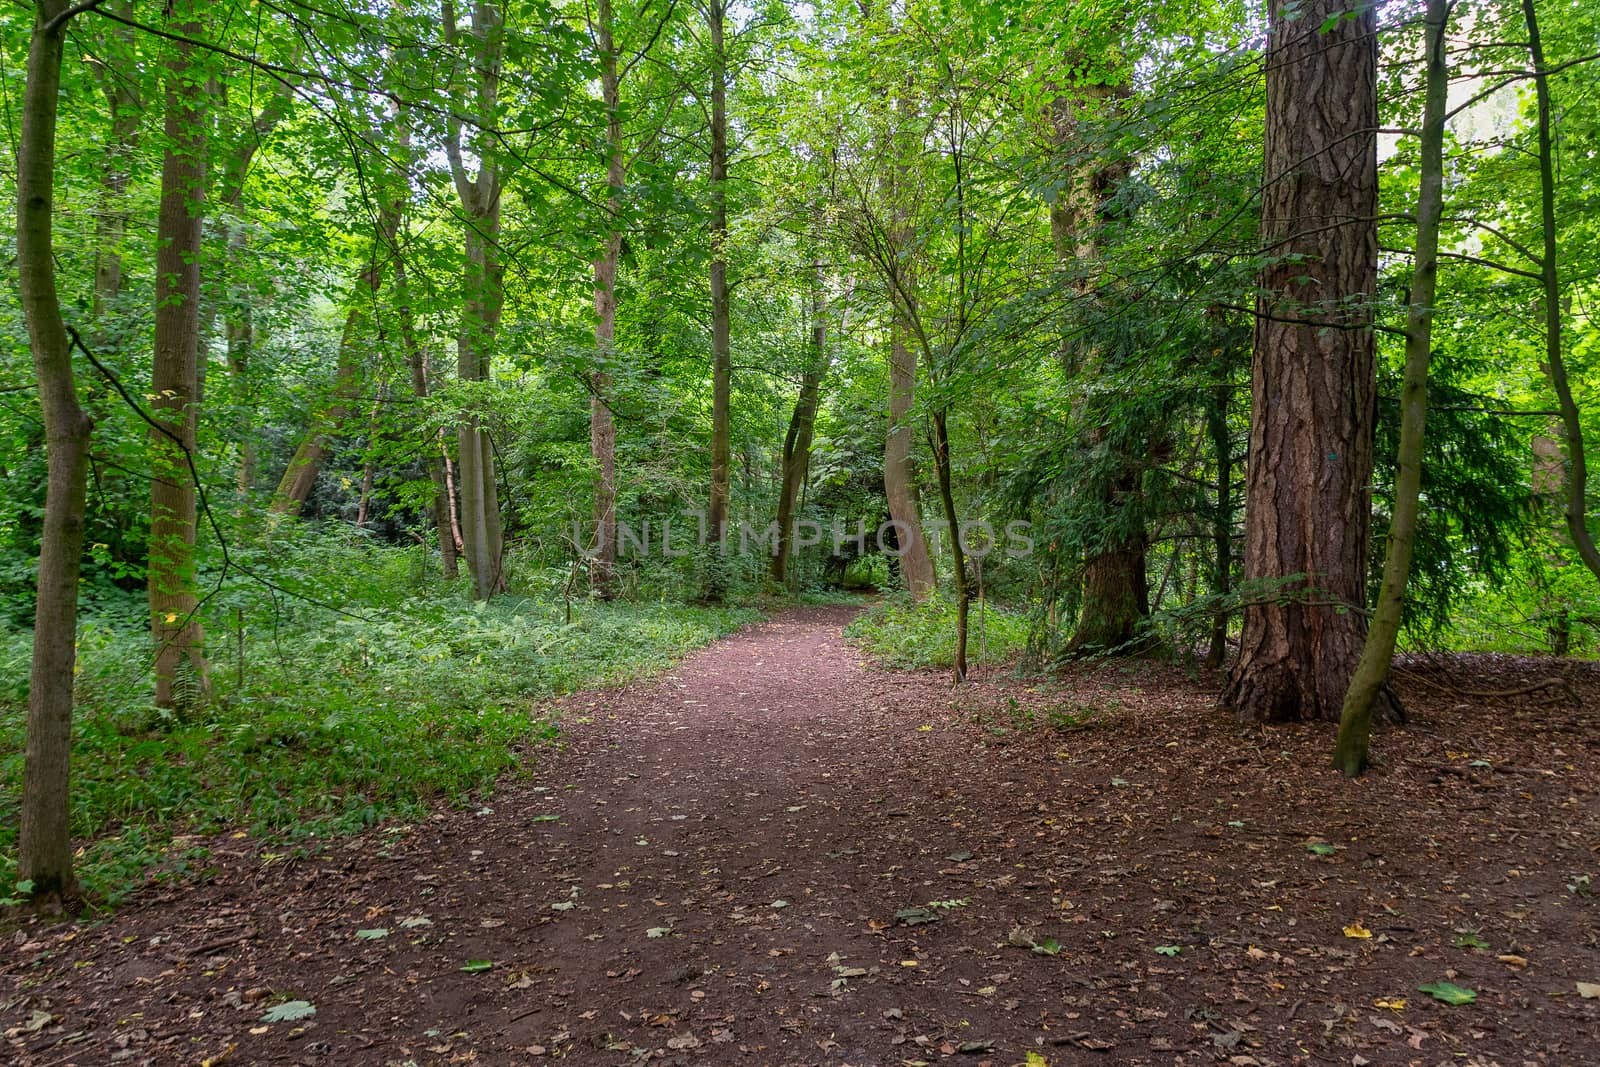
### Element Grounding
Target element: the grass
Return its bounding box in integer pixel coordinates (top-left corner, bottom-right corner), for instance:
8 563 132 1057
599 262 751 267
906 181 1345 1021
0 549 757 905
845 593 1029 669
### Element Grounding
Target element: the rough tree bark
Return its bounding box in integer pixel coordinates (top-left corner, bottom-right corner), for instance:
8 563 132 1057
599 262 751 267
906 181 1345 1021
1050 79 1145 655
16 0 95 909
771 260 832 586
705 0 732 593
589 0 622 597
1221 0 1390 724
1334 0 1451 776
149 0 211 712
444 0 506 600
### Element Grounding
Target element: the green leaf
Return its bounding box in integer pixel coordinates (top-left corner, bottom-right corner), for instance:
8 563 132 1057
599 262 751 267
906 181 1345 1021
1306 842 1339 856
1154 945 1182 956
1030 937 1063 957
1418 981 1477 1005
1453 933 1490 950
354 928 389 940
261 1000 316 1023
530 814 560 823
646 926 671 939
895 906 939 926
461 959 494 973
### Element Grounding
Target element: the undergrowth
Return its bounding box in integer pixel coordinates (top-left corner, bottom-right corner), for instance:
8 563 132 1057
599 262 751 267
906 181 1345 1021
0 534 757 905
845 593 1029 669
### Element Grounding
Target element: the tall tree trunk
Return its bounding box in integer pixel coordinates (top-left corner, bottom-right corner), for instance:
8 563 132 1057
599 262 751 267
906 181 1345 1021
456 218 506 599
1221 0 1386 724
1522 0 1600 586
706 0 732 594
17 0 95 909
1067 522 1148 653
269 205 400 515
931 410 968 682
149 0 210 713
772 259 832 586
395 247 459 581
214 69 295 496
879 70 935 599
1204 342 1235 669
89 3 139 327
1334 0 1451 776
225 285 257 494
885 319 935 598
589 0 622 597
444 0 506 600
1051 80 1145 654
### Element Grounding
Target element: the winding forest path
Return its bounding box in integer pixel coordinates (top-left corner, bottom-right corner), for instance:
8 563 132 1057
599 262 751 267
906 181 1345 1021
6 606 1600 1065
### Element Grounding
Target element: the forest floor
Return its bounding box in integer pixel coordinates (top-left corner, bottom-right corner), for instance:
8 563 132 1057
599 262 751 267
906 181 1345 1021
4 604 1600 1067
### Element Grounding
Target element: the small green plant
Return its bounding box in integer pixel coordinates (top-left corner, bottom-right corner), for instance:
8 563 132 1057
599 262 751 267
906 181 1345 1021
846 594 1029 670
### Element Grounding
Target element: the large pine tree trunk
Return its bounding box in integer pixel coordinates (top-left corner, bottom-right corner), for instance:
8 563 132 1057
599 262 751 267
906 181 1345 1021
17 0 94 909
1067 514 1148 653
1222 0 1386 724
1051 80 1146 654
149 0 210 712
706 0 732 593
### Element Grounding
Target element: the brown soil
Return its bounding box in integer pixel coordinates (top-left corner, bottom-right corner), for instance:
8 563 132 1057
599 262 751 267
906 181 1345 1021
5 605 1600 1066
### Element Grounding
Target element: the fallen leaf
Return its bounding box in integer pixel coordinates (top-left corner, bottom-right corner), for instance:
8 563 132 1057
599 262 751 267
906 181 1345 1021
1344 922 1373 939
260 1000 316 1023
1418 980 1476 1005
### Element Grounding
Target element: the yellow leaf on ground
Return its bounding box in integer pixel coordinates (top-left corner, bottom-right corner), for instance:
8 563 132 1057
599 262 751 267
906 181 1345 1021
1343 922 1373 939
1374 997 1406 1010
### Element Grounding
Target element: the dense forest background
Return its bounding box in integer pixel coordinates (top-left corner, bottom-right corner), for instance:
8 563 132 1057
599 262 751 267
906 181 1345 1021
2 0 1598 905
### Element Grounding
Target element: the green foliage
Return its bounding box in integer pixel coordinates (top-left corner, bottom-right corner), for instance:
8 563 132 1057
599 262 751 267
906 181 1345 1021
0 538 755 903
846 594 1028 670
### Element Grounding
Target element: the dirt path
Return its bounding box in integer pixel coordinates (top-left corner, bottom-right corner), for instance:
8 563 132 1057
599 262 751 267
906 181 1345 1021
5 606 1600 1066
